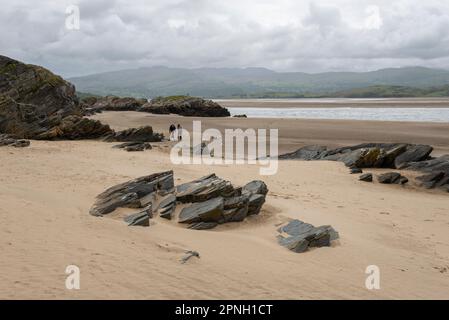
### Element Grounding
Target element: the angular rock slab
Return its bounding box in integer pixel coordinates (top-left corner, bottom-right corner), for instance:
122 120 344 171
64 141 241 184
178 197 224 224
176 174 235 203
89 171 174 216
277 219 339 253
157 194 177 220
359 173 373 182
124 205 152 226
377 172 408 185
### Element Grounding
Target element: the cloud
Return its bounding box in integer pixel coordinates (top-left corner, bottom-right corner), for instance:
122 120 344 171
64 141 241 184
0 0 449 76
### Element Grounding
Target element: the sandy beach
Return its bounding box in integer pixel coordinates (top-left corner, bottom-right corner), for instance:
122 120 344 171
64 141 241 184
92 111 449 155
1 112 448 299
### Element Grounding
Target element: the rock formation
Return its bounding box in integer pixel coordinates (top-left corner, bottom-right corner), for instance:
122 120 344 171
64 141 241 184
82 96 146 114
279 143 449 192
139 96 230 117
277 220 339 253
89 171 268 230
0 55 113 139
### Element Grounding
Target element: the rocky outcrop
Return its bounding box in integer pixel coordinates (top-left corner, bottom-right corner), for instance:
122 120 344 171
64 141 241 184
139 96 230 117
279 143 449 192
82 96 146 114
359 173 373 182
0 134 30 147
90 171 268 230
104 126 164 143
277 220 339 253
0 55 113 139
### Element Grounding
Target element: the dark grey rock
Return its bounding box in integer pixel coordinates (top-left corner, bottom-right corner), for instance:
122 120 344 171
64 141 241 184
359 173 373 182
277 219 339 253
395 145 433 169
180 250 200 263
350 167 363 174
416 171 447 189
278 145 328 160
89 171 174 216
242 180 268 196
178 197 224 224
104 126 163 143
176 174 235 203
247 194 266 216
377 172 405 184
158 194 177 220
222 194 250 222
124 205 152 226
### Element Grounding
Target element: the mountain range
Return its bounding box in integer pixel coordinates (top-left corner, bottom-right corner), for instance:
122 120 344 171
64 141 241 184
69 66 449 99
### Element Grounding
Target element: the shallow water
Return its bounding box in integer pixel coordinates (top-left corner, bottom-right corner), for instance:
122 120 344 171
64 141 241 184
228 107 449 122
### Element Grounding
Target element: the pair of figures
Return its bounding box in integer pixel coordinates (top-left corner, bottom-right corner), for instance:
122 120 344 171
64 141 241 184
169 124 183 141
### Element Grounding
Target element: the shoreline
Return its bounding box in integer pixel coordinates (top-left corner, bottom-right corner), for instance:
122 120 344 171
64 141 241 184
215 98 449 109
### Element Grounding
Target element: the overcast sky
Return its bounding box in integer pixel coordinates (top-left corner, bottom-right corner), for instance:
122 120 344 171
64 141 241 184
1 0 449 77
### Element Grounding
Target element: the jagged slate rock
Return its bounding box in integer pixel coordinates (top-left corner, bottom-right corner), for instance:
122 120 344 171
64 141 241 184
139 192 155 208
188 222 218 230
178 197 224 224
139 96 230 117
350 167 363 174
222 194 250 222
35 115 112 140
176 174 235 203
277 219 339 253
89 171 174 216
406 155 449 173
242 180 268 196
158 194 177 220
377 172 402 184
416 171 446 189
124 205 152 226
247 194 265 216
278 145 328 160
395 145 433 169
359 173 373 182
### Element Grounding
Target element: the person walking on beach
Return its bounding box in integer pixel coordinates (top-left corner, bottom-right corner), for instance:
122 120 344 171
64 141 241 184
177 124 183 141
169 124 176 141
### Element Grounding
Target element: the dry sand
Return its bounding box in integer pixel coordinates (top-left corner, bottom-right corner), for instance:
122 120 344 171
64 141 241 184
1 112 449 299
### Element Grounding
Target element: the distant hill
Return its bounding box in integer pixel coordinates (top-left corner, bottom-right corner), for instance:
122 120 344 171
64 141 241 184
69 66 449 99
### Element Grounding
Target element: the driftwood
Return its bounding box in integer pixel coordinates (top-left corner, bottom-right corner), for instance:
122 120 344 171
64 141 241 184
180 251 200 264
